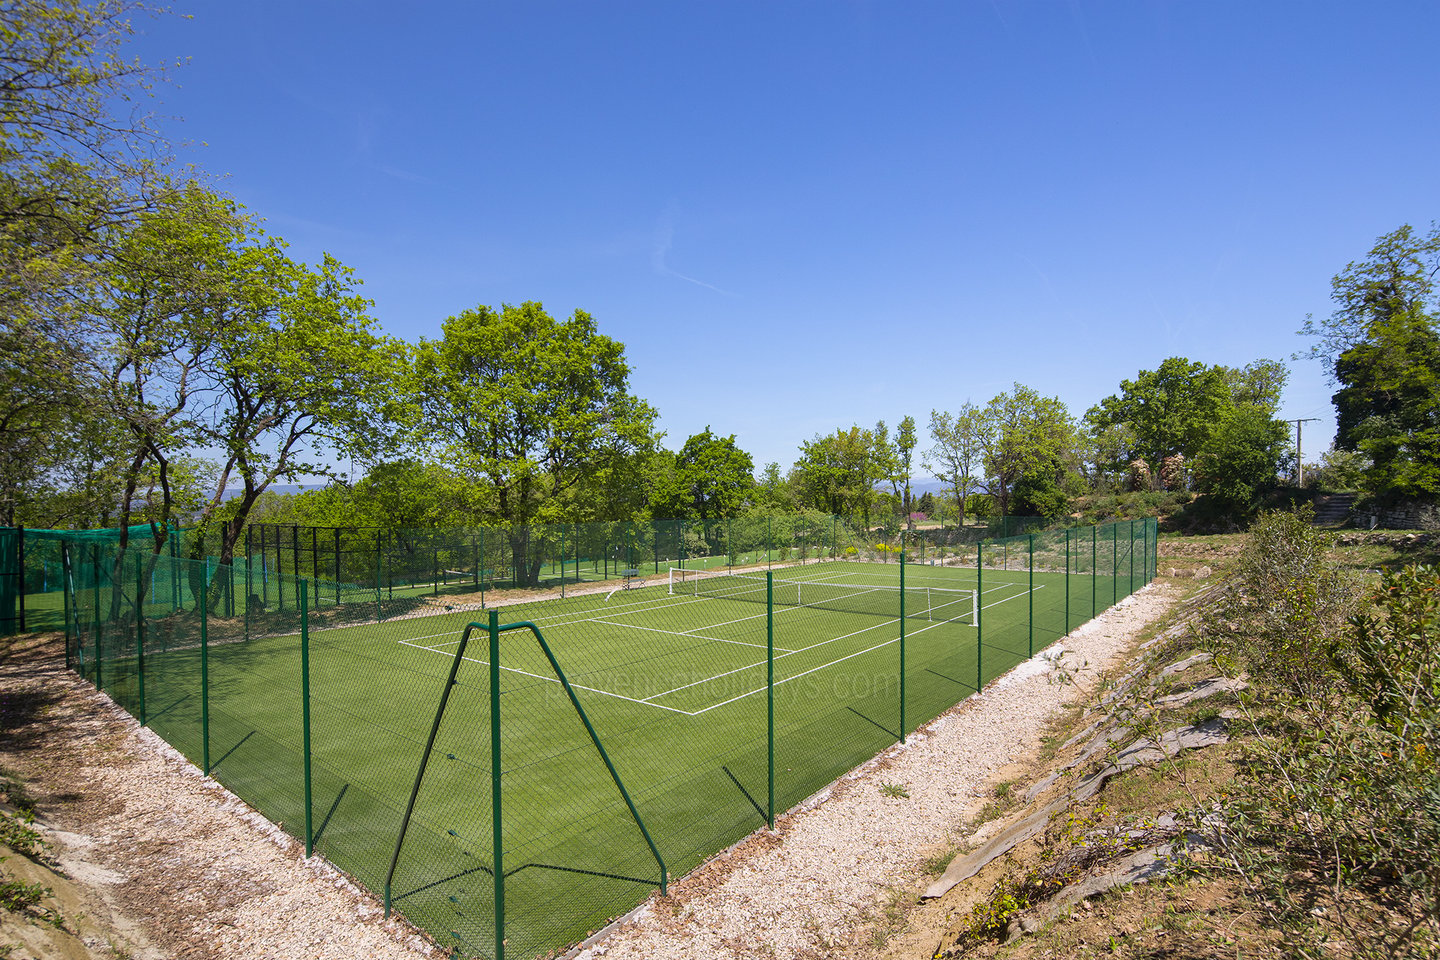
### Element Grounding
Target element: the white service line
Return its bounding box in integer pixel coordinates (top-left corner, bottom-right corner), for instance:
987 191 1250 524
585 617 790 652
395 639 698 716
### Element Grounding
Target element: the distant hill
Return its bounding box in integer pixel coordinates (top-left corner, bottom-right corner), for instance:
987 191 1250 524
221 483 322 501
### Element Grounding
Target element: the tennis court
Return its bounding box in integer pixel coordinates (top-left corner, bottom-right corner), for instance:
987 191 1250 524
61 520 1155 959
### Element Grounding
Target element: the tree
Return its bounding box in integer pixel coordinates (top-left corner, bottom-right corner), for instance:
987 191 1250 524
887 415 918 530
0 0 177 526
926 405 983 525
412 302 656 585
675 428 754 519
1192 405 1291 511
1332 312 1440 497
1304 224 1440 500
790 424 888 527
977 384 1074 517
87 185 252 555
1086 358 1233 473
1299 224 1440 372
192 250 406 570
752 461 798 514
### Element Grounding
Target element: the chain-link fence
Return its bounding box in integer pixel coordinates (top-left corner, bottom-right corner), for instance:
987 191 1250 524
21 516 1155 958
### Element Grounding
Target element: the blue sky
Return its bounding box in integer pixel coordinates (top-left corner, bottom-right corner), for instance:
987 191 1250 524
130 1 1440 475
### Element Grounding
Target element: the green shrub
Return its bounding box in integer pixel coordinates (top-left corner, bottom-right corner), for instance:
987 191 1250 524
1197 516 1439 957
1207 507 1359 705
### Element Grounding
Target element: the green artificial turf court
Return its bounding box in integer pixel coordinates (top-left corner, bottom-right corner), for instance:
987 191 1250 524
70 553 1139 958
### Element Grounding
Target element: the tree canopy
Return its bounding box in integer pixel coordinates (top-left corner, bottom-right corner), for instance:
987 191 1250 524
411 302 656 582
1298 224 1440 501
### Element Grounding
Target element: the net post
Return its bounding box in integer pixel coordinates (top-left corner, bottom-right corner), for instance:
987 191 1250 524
899 550 906 745
490 608 505 960
301 579 314 857
200 562 210 775
766 570 774 830
976 541 983 692
1027 534 1034 658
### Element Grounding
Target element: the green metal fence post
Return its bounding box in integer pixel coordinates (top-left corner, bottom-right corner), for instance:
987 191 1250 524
1112 523 1118 607
92 546 102 691
1027 534 1034 658
135 551 146 725
1091 524 1097 619
61 544 72 662
301 579 313 857
560 525 566 599
200 571 210 775
899 550 906 744
490 609 505 960
976 541 983 692
766 571 774 829
1129 519 1136 595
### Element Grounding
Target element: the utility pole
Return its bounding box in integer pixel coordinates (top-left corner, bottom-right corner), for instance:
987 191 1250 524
1287 418 1320 485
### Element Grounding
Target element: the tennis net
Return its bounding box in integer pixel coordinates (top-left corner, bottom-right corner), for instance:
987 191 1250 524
668 567 977 625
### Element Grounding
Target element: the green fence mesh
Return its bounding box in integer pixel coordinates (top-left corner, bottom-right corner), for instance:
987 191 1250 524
36 515 1156 959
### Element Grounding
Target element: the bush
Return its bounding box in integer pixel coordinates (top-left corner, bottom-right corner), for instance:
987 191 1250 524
1197 516 1439 957
1208 507 1358 703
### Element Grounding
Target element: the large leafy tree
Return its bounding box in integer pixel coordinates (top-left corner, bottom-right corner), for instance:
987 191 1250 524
0 0 176 525
1191 405 1292 511
188 250 406 569
1086 357 1289 502
977 384 1074 517
1303 224 1440 499
1086 358 1233 472
790 424 888 527
411 302 656 585
674 428 754 519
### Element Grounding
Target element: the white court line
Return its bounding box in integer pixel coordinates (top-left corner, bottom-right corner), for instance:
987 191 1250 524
395 580 1046 718
690 616 958 716
979 583 1044 613
642 614 900 703
585 617 788 652
396 639 697 716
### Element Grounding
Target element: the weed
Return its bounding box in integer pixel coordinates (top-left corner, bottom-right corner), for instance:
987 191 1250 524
880 782 910 800
0 811 46 863
0 868 63 928
919 845 960 876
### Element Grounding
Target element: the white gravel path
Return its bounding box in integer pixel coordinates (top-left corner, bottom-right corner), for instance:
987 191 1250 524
576 582 1180 960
